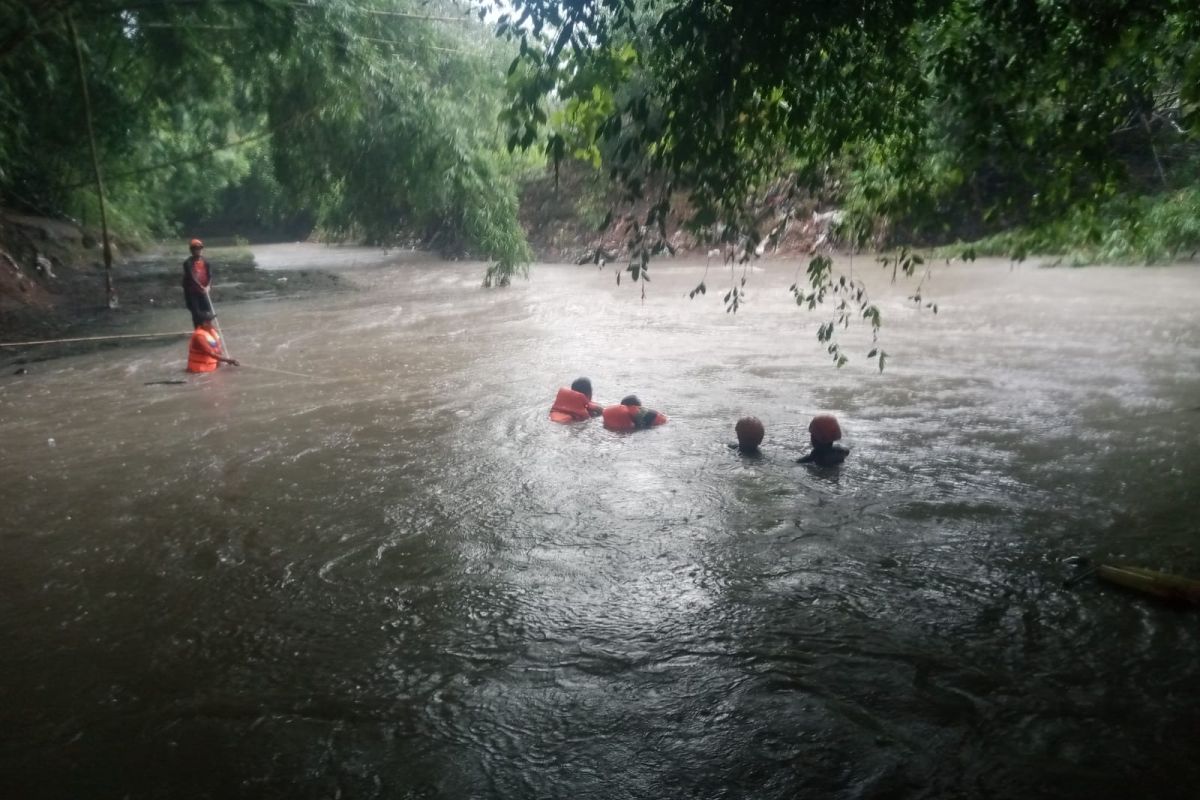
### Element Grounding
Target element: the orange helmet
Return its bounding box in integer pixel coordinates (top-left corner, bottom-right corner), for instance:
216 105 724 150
809 414 842 445
189 238 204 248
735 416 765 449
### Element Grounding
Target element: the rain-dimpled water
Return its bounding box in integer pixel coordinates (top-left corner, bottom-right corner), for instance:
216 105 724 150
2 245 1198 799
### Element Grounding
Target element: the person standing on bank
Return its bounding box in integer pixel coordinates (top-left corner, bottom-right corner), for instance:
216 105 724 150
182 238 214 328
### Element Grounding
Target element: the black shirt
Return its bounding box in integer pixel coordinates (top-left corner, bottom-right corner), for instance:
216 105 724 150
797 444 849 467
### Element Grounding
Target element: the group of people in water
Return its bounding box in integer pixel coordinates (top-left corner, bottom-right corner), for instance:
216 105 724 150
550 377 850 466
549 378 668 431
178 237 846 467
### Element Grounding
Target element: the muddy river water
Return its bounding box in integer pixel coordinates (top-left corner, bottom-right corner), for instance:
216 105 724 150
2 245 1199 799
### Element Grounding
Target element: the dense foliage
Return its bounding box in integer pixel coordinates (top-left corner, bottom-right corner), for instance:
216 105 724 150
496 0 1199 245
492 0 1200 366
5 1 1198 360
0 0 532 281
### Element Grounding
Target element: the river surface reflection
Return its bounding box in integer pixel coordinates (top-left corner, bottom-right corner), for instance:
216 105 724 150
2 246 1198 799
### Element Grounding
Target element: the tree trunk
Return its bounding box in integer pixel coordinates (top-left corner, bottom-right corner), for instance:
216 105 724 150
67 10 118 309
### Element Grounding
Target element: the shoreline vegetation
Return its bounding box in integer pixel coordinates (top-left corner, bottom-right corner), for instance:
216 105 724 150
934 187 1200 267
2 1 1197 361
2 186 1197 369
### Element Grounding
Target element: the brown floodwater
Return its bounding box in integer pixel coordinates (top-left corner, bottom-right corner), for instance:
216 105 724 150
2 245 1198 799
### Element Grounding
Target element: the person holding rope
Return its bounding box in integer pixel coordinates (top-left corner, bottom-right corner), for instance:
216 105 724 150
182 238 215 327
187 311 239 373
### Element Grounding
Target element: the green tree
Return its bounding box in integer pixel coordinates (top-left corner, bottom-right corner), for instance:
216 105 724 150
492 0 1200 367
0 0 533 291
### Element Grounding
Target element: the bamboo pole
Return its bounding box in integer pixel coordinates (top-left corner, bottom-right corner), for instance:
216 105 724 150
66 10 118 309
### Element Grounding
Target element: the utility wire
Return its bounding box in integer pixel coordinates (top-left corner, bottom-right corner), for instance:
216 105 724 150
354 34 466 53
343 4 474 23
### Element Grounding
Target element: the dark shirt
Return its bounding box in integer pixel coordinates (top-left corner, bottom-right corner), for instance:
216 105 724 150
182 255 212 292
797 444 849 467
632 408 661 429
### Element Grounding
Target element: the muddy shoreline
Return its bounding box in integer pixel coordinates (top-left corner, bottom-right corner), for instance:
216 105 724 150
0 244 344 369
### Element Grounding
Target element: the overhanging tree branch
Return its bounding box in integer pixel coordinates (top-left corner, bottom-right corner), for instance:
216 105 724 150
61 108 316 190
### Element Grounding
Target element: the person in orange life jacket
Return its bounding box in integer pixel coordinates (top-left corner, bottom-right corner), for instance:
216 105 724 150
187 312 239 373
550 377 603 423
602 395 668 431
182 238 215 327
797 414 849 466
728 416 765 455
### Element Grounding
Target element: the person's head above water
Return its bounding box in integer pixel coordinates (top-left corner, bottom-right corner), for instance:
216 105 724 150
799 414 848 466
735 416 765 452
808 414 842 447
603 394 666 431
570 377 593 399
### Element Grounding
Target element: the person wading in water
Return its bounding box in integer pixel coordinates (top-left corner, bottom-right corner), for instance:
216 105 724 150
187 312 239 373
549 377 604 423
797 414 850 467
729 416 766 456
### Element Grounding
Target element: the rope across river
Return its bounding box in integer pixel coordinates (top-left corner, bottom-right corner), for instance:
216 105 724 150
0 331 192 348
0 325 322 381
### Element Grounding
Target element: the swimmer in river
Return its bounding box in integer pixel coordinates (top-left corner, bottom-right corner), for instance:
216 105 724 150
728 416 765 455
602 395 668 431
797 414 849 467
549 377 604 423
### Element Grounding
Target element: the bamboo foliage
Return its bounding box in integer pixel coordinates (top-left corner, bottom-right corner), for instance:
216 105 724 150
0 0 534 283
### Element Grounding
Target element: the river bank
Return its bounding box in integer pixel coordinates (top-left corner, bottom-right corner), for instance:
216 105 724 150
2 201 1195 369
0 213 345 365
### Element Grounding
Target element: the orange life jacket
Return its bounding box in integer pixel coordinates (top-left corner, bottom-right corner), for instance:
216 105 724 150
187 327 222 373
602 404 668 431
550 387 600 423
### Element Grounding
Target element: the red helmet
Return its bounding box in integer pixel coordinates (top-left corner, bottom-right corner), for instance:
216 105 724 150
735 416 765 449
809 414 842 445
189 238 204 249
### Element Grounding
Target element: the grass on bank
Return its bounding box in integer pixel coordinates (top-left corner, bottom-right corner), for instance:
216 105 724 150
934 187 1200 266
